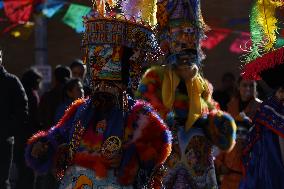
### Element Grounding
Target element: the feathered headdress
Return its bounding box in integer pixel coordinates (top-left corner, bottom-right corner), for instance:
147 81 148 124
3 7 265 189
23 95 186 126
92 0 157 26
242 0 284 62
83 0 160 91
155 0 207 66
121 0 157 26
241 0 284 89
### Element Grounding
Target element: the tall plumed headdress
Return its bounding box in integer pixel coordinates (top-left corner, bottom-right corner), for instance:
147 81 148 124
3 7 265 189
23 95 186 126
82 0 160 91
155 0 208 66
241 0 284 89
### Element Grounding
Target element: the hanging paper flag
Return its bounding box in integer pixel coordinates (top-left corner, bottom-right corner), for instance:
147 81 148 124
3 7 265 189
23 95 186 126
10 22 34 40
230 32 251 54
1 23 18 35
3 0 33 23
41 0 66 18
43 4 64 18
201 29 231 50
62 3 91 33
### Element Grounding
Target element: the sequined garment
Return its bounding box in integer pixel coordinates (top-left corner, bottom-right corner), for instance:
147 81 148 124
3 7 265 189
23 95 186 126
163 127 218 189
137 67 236 189
25 98 172 188
241 97 284 189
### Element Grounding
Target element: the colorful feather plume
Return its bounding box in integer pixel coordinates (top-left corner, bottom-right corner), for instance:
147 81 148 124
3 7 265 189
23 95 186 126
121 0 157 26
140 0 157 26
243 0 284 63
256 0 284 50
121 0 141 19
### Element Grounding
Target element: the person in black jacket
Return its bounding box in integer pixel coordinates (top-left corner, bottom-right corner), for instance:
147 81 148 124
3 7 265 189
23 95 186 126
0 48 30 188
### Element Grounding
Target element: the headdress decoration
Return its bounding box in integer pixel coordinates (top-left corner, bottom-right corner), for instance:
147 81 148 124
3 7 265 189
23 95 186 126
241 0 284 89
121 0 158 26
156 0 208 66
82 0 160 91
166 49 198 66
242 0 284 62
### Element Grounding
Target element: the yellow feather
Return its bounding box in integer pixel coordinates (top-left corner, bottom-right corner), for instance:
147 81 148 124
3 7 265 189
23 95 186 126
139 0 157 26
255 0 284 51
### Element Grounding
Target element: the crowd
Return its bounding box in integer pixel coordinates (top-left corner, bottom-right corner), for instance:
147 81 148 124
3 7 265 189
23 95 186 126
1 0 284 188
0 54 89 188
1 44 282 189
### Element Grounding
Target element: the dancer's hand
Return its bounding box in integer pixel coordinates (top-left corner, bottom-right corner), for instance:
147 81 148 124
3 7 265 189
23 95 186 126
31 141 49 158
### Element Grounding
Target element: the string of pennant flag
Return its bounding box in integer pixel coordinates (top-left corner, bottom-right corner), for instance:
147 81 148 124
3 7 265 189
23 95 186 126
0 0 283 54
0 0 91 34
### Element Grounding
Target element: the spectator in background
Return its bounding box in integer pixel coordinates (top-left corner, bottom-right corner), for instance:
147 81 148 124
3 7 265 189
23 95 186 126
36 65 71 189
21 68 43 133
213 72 236 110
54 78 84 123
227 77 262 119
21 68 43 189
215 77 261 189
69 59 91 96
39 65 71 130
0 47 30 188
70 59 86 80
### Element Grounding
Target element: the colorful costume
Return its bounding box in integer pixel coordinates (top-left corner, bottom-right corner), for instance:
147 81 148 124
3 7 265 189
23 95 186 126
241 47 284 189
240 1 284 187
241 96 284 189
137 70 237 188
25 2 172 188
136 1 236 188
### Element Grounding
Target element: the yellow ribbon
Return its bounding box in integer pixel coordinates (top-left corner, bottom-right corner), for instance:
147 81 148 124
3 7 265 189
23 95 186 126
162 68 209 131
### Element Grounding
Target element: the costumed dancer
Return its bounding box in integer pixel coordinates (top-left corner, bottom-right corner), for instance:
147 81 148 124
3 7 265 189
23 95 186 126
25 1 172 188
240 47 284 189
239 1 284 188
136 0 237 188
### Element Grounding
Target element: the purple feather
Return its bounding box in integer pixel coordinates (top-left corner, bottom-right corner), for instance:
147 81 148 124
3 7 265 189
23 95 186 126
121 0 141 20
